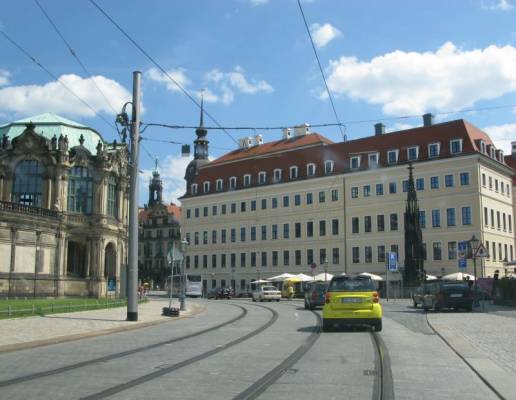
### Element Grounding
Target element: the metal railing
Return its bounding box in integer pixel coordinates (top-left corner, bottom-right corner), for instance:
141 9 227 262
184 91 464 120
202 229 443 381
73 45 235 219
0 200 59 219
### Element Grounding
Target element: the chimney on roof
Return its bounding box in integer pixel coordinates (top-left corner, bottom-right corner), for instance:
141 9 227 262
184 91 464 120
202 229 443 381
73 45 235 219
512 141 516 159
239 136 253 149
294 123 311 136
423 113 434 127
255 134 264 146
282 128 292 140
374 123 385 136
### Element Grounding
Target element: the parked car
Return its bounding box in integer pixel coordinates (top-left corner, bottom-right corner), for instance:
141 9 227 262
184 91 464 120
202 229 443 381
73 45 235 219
304 281 328 310
412 280 441 310
434 282 474 311
215 288 233 300
252 286 281 302
322 275 382 331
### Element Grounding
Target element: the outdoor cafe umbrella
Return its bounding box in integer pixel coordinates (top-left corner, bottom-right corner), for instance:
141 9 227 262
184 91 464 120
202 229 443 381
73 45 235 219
442 272 476 281
294 273 315 282
359 272 384 281
267 273 295 282
425 274 438 281
314 272 333 281
284 276 302 283
250 279 271 284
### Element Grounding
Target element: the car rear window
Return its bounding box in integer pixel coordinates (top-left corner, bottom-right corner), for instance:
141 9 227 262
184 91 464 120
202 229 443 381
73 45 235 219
441 283 469 291
263 286 277 291
327 277 375 292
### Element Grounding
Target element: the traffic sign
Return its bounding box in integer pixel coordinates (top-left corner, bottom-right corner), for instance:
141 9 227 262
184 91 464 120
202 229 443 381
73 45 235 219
388 252 398 272
458 258 467 269
474 243 489 258
458 241 468 258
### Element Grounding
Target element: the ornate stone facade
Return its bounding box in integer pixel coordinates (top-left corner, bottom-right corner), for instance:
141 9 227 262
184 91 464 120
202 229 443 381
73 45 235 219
0 114 129 297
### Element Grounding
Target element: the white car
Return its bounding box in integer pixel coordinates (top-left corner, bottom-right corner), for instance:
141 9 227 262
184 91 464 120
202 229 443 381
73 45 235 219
252 286 281 302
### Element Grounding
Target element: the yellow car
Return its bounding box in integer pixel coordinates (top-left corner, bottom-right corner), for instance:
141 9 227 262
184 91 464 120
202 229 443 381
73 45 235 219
322 275 382 332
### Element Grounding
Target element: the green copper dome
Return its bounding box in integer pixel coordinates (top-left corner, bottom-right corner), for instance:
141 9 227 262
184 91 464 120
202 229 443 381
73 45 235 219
0 113 105 154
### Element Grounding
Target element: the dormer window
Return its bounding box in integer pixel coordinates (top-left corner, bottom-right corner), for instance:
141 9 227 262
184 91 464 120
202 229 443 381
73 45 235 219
479 140 486 154
243 174 251 187
387 150 398 164
324 160 334 174
428 142 440 158
450 139 463 154
273 169 282 183
203 181 210 193
407 146 419 161
216 179 223 191
307 163 316 177
229 176 237 190
290 166 299 180
350 156 361 169
258 171 267 185
191 184 198 195
368 153 379 168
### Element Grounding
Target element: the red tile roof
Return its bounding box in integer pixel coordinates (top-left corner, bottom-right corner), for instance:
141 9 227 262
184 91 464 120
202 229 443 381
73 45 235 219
504 154 516 185
139 203 182 222
184 119 511 198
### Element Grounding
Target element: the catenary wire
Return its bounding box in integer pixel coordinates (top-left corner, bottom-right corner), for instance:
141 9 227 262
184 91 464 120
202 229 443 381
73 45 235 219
140 136 232 151
0 30 117 132
297 0 346 142
88 0 239 145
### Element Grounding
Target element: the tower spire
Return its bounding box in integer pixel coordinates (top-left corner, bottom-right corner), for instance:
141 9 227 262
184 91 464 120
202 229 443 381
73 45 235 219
199 91 204 128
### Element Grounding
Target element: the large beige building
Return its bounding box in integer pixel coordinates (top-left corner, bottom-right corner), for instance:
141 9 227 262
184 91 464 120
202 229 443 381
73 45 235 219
0 114 129 297
181 115 515 294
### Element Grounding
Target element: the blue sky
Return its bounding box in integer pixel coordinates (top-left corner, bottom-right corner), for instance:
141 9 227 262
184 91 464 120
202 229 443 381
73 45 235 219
1 0 516 205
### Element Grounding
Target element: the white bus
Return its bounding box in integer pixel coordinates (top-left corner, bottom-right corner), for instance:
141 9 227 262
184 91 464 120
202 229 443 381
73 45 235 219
169 274 202 297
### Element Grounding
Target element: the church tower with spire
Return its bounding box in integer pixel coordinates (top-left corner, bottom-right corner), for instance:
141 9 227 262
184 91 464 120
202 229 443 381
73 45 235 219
148 158 163 207
185 96 210 187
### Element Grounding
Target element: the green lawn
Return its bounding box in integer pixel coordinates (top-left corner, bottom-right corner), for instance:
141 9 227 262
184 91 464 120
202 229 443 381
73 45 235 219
0 297 147 319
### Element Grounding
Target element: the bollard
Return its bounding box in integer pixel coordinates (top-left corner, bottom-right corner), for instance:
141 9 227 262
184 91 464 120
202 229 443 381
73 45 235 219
51 303 54 313
32 304 35 315
8 305 11 318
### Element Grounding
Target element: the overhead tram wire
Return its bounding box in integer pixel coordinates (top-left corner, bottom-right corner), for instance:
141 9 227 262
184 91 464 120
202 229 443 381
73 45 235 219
297 0 346 142
0 30 117 132
88 0 239 145
34 0 120 118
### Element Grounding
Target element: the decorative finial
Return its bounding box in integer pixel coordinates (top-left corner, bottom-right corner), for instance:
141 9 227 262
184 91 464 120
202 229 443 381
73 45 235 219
154 158 159 172
79 134 85 146
199 89 205 128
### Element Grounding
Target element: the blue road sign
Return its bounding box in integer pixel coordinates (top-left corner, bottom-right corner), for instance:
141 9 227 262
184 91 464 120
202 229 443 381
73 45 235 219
458 241 467 253
388 252 398 272
108 278 116 291
458 258 467 269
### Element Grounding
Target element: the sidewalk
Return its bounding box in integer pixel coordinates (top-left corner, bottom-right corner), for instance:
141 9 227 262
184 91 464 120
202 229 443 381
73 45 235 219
427 303 516 400
0 297 205 353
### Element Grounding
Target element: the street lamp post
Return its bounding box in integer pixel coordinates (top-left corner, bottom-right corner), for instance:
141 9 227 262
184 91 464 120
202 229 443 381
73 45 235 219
179 239 189 311
469 234 479 306
323 262 328 282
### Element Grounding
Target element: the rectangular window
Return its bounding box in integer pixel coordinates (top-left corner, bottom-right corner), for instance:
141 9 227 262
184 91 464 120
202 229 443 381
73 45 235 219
244 175 251 187
231 203 236 214
419 210 426 229
391 245 399 260
429 143 439 157
416 178 424 191
352 247 360 263
430 176 439 189
294 194 301 206
231 228 236 243
261 225 267 240
307 221 313 237
212 254 217 268
363 185 371 197
250 252 256 267
261 252 267 267
376 183 384 196
251 200 256 211
272 251 278 266
389 182 397 194
482 173 486 187
445 174 454 187
332 248 339 264
319 248 326 264
194 255 199 269
331 189 338 201
186 209 191 219
240 280 246 290
261 199 267 210
433 242 442 260
194 232 199 245
365 246 372 263
186 256 191 269
241 201 246 212
450 139 462 154
377 215 385 232
319 191 326 203
283 223 289 239
484 207 489 226
460 172 470 186
195 208 199 218
402 180 409 192
332 219 339 235
295 250 302 266
352 217 359 234
272 224 278 240
497 211 501 229
283 250 290 266
240 253 246 267
390 213 398 231
491 209 495 227
489 176 493 189
369 153 378 167
432 209 441 228
230 254 236 268
306 192 313 204
216 180 223 191
203 207 208 217
448 242 457 260
295 223 301 238
240 227 246 242
319 220 326 236
221 229 227 243
222 204 227 215
283 195 289 207
351 187 359 198
462 206 472 225
407 146 418 161
251 226 256 241
221 254 227 268
378 245 385 263
446 208 456 227
365 216 372 233
259 172 266 184
350 156 361 169
272 197 278 209
212 205 218 216
212 230 217 244
387 150 398 164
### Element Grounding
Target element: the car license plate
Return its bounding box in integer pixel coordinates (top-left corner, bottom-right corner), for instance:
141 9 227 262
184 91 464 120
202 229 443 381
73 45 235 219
341 297 362 303
450 293 462 298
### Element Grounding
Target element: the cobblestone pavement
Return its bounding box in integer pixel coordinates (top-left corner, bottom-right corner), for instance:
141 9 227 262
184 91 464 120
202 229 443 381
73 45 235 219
0 297 204 351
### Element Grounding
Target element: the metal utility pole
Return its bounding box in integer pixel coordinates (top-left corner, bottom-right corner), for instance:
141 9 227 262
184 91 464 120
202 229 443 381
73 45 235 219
127 71 141 321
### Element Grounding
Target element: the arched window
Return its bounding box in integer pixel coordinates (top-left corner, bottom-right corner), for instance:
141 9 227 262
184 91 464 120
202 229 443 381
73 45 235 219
12 160 44 206
107 175 118 217
68 166 93 213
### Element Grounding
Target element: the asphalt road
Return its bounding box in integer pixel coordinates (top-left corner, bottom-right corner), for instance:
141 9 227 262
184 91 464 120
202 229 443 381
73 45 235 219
0 299 500 400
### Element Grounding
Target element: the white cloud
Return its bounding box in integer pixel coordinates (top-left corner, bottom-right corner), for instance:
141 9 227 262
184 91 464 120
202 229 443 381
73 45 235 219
0 74 131 117
250 0 269 6
0 70 10 86
203 66 273 104
310 23 342 48
482 0 513 11
325 42 516 116
140 154 193 206
146 67 190 92
482 123 516 153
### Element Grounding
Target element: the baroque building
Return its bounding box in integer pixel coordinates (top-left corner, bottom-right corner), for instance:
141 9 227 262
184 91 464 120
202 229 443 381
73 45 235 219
0 113 129 297
138 163 181 289
180 113 515 295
